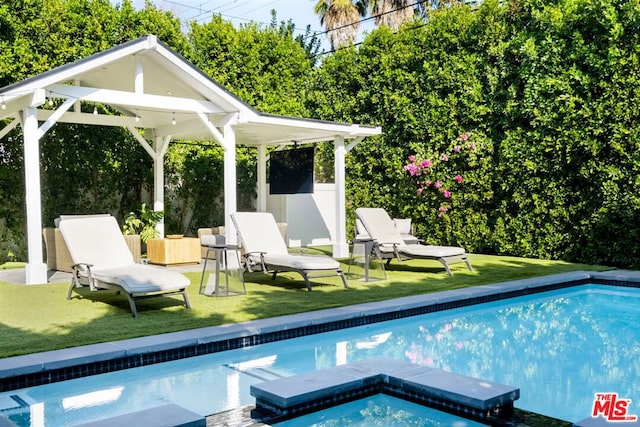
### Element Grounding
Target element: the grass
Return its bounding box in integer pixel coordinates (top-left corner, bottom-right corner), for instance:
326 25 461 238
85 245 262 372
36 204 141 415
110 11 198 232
0 253 611 359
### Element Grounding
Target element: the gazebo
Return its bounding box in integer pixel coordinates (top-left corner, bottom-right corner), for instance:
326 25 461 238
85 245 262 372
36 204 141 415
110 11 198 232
0 35 381 285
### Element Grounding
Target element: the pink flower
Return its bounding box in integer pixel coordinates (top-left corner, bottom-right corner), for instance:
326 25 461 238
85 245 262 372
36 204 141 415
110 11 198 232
417 188 423 195
441 154 449 161
420 159 432 168
408 155 416 162
459 131 470 141
468 142 476 150
443 190 451 198
425 180 432 187
438 213 444 218
454 174 463 183
443 323 452 331
434 181 442 189
404 164 419 176
453 145 461 153
439 206 448 212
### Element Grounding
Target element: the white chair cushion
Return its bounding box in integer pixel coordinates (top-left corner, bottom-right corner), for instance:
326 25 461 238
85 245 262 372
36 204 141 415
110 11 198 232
232 212 289 255
59 215 191 293
263 253 341 271
356 208 405 245
398 244 465 258
92 264 191 294
59 215 134 269
393 218 412 235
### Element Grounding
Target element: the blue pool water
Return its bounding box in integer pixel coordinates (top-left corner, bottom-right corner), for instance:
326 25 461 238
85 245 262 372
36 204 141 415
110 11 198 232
1 284 639 425
272 394 488 426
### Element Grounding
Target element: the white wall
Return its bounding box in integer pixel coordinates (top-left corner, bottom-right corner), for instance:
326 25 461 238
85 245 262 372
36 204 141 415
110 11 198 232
267 183 336 247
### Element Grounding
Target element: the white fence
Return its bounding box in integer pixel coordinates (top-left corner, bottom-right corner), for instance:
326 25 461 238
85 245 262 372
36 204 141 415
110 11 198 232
266 183 336 247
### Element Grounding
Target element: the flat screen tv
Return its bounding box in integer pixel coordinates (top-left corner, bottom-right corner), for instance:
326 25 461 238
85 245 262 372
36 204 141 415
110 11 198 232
269 147 314 194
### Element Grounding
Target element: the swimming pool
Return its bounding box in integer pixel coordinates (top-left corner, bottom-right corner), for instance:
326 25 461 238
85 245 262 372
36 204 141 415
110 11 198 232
0 272 638 425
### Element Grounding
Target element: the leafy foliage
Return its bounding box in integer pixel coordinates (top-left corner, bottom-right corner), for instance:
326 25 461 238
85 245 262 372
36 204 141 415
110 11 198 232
189 14 313 115
307 0 640 267
122 203 164 243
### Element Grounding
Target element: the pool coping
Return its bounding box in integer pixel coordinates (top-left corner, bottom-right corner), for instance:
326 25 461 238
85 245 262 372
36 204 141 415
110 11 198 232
1 269 639 393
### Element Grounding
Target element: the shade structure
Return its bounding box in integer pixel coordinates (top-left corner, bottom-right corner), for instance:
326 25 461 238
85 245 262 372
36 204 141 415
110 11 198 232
0 35 382 284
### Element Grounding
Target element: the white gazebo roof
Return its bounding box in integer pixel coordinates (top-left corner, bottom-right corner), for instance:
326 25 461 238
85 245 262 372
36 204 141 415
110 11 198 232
0 34 381 284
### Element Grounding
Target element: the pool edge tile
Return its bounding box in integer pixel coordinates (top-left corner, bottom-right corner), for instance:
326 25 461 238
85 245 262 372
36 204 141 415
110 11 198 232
113 332 197 356
0 354 44 379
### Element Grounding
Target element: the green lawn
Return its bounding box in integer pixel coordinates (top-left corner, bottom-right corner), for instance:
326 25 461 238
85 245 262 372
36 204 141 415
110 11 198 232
0 254 611 359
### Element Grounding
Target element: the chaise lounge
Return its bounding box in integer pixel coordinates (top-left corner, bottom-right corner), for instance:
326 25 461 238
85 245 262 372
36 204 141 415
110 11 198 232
59 215 191 317
231 212 348 291
355 207 473 276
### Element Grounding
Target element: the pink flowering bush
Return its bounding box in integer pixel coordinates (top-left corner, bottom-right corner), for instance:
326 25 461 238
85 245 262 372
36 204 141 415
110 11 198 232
403 131 476 218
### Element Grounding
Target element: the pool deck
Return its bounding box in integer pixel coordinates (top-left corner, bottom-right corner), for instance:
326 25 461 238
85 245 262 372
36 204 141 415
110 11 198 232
1 268 639 426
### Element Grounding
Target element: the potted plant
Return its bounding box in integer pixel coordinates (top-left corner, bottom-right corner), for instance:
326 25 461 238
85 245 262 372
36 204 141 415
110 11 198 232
122 203 164 260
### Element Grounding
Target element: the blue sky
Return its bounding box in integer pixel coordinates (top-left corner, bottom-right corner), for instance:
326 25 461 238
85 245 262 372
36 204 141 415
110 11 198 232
114 0 375 53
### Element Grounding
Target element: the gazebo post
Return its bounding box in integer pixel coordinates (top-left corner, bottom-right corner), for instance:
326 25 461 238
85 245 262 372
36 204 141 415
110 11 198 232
153 135 171 237
23 105 47 284
257 145 267 212
333 136 349 258
222 124 238 245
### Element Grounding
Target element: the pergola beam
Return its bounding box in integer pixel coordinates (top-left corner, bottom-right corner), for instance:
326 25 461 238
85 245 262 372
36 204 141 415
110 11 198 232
37 110 148 127
49 84 225 114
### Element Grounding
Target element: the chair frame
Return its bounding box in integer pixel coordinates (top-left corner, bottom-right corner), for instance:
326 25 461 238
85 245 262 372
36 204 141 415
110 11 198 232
372 243 472 276
67 262 191 318
242 250 349 291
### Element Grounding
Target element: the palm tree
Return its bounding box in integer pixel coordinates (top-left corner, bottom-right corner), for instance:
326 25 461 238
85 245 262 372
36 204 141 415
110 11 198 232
370 0 414 32
314 0 368 50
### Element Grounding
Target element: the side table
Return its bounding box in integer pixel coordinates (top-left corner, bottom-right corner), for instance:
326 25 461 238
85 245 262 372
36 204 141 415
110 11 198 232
347 237 386 282
147 237 200 265
200 235 246 296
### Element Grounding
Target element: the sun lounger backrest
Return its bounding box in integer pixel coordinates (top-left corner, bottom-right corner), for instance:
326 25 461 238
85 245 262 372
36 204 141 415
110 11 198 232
355 208 405 245
59 215 134 269
231 212 289 255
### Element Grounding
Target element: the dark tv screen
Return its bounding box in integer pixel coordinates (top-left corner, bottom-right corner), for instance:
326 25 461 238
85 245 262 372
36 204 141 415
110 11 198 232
269 147 314 194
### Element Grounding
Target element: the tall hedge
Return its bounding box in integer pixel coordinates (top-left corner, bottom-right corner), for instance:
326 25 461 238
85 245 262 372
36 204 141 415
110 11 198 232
308 0 640 268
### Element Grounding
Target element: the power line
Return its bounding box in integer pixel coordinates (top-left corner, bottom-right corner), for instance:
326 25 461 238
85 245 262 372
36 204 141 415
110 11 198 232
138 0 435 58
150 0 324 38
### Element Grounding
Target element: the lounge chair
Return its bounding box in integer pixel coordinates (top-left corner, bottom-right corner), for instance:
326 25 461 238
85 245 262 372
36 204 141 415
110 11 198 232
355 207 473 276
59 215 191 317
231 212 348 291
